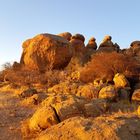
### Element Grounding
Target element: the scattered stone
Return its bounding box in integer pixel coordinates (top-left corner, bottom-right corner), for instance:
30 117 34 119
132 89 140 102
47 82 81 95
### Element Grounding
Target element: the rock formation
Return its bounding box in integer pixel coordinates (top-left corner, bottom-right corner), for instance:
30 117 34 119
86 37 97 50
70 34 85 55
58 32 72 41
98 35 119 52
20 33 73 71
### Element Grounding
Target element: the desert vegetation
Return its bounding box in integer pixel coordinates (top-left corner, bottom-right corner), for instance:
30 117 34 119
80 52 140 83
0 33 140 140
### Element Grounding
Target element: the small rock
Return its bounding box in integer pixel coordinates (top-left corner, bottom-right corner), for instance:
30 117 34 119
99 85 117 101
113 73 130 88
132 89 140 102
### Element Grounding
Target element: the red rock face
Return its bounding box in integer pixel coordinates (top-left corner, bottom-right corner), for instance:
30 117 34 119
20 33 73 71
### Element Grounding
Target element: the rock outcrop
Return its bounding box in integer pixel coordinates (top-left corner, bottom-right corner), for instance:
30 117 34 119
20 33 72 71
98 35 119 52
38 114 140 140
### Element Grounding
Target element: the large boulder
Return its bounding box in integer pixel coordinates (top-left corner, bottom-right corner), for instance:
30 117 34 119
47 82 81 95
38 114 140 140
20 33 72 71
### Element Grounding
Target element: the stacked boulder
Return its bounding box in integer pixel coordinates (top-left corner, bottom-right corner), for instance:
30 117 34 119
70 34 85 55
84 37 97 62
98 35 119 52
86 37 97 50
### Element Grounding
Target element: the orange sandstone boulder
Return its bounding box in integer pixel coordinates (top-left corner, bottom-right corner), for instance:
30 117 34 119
20 33 72 71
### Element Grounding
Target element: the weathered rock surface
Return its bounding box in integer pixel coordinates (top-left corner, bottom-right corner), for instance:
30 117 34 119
38 114 140 140
26 94 109 133
20 33 72 71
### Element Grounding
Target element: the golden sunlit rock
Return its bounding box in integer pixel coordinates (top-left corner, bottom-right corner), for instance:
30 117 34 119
20 33 73 71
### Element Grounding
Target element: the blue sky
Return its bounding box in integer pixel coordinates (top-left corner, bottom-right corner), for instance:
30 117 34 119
0 0 140 67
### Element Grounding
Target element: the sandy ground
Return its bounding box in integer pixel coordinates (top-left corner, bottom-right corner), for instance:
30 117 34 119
0 92 34 140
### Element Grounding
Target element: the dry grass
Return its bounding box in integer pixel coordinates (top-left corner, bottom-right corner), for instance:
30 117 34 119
0 64 69 88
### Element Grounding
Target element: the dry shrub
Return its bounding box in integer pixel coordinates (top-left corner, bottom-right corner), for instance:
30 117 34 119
1 63 68 87
80 52 139 83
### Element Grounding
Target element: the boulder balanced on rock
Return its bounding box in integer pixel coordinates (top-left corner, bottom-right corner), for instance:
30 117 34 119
20 33 73 71
86 37 97 50
70 34 85 55
98 35 119 52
